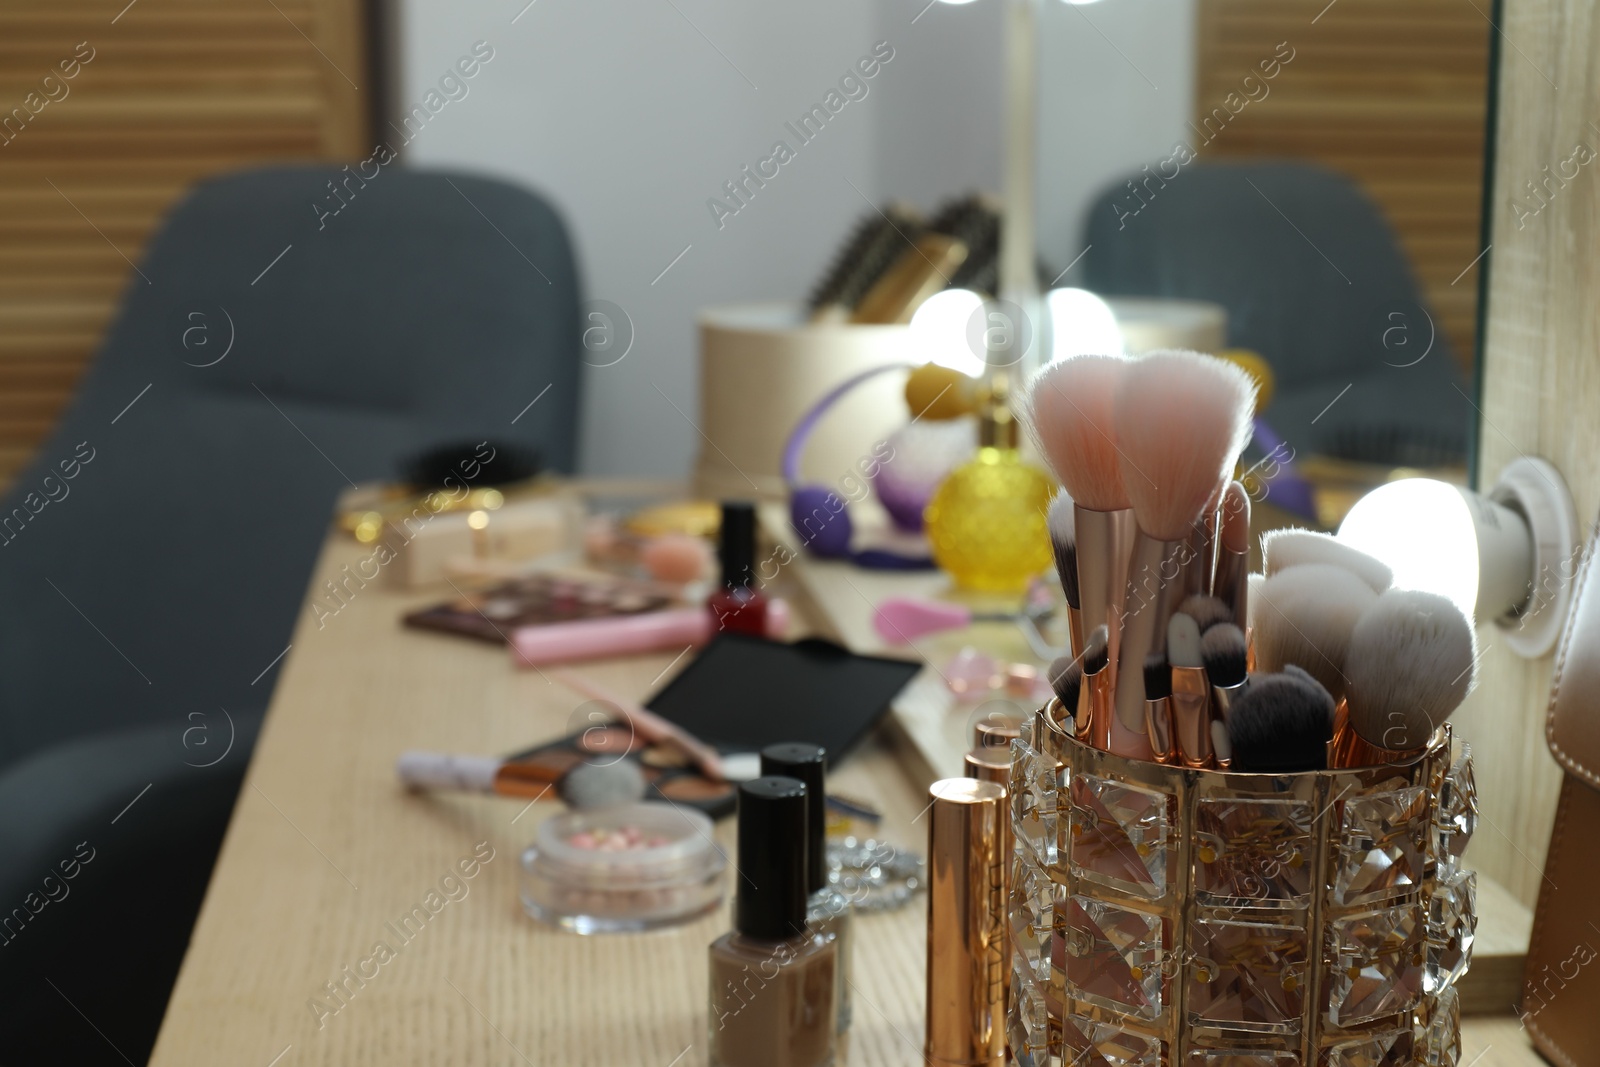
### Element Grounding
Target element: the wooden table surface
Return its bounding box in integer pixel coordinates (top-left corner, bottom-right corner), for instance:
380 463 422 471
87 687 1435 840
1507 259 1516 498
148 531 1547 1067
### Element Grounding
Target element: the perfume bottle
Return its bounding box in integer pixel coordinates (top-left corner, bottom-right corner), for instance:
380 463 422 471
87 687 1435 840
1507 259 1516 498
923 375 1054 593
760 743 852 1033
708 501 771 636
709 777 838 1067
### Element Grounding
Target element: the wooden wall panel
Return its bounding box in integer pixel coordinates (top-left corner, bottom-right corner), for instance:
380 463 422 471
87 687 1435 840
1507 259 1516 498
1196 0 1490 370
0 0 368 485
1459 0 1600 909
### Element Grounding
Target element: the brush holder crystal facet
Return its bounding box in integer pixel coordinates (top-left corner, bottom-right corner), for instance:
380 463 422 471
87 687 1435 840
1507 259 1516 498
1008 701 1476 1067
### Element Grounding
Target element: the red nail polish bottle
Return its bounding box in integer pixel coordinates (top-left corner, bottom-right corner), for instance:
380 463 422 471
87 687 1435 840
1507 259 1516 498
707 501 770 636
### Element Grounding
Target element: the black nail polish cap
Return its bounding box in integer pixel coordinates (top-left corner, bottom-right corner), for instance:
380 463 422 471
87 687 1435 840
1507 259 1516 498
760 742 827 894
719 501 756 590
734 775 809 940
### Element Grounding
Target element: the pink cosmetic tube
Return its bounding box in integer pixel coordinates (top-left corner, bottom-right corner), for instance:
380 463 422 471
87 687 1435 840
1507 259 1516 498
510 599 790 668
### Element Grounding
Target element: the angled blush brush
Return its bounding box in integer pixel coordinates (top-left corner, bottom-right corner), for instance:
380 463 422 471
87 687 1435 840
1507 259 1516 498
1111 351 1256 756
1025 355 1137 730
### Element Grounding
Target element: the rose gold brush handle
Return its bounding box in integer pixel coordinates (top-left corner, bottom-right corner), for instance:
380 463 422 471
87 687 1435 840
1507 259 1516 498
1145 697 1176 764
1074 506 1136 716
1111 533 1188 758
1170 667 1214 768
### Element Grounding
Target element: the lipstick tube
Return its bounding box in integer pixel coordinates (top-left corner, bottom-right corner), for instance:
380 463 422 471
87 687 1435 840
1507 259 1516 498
925 778 1008 1067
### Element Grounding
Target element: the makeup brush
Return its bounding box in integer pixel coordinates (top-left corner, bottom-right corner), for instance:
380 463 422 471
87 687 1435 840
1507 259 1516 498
1210 720 1232 769
1341 589 1475 760
1047 654 1083 729
1047 493 1083 653
1112 351 1256 755
1251 563 1376 703
1167 612 1213 767
1213 480 1251 629
1177 594 1233 634
1025 355 1136 716
1143 654 1176 763
1076 625 1110 746
397 750 647 809
552 670 726 781
1262 528 1393 593
1226 671 1335 773
1200 622 1249 721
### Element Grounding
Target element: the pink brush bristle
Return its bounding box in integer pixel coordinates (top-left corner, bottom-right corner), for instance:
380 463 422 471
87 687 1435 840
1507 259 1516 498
1113 350 1257 541
872 597 969 644
1023 355 1131 512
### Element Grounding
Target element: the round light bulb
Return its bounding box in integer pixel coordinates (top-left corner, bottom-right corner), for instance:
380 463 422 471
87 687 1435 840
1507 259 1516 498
910 288 986 377
1337 479 1485 621
1047 287 1122 362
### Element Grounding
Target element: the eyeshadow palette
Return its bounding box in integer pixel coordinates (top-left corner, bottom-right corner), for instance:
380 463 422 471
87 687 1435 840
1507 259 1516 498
404 572 675 643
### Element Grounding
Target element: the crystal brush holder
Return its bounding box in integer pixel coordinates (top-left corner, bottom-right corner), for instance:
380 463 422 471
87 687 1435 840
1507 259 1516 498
1008 701 1476 1067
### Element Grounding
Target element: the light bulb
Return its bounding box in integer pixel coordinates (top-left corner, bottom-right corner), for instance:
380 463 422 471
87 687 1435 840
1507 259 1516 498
910 288 986 377
1337 459 1578 658
1337 479 1493 622
1047 287 1122 362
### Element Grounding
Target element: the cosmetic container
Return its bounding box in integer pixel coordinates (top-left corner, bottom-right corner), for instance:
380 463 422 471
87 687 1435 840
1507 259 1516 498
923 376 1054 593
925 777 1010 1067
518 802 725 933
709 777 837 1067
708 501 771 636
760 743 853 1032
1007 708 1476 1066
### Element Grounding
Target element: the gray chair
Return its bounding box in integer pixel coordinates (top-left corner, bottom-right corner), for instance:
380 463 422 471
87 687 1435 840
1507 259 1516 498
0 165 581 1063
1081 160 1473 467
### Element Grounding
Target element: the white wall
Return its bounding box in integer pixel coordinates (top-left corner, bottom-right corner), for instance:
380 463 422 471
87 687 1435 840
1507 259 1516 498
396 0 1194 476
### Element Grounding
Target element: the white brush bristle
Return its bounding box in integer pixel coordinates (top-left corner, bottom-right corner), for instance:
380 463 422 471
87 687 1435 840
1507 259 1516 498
1167 612 1203 669
1113 350 1258 541
1245 572 1265 632
1345 589 1475 749
1023 355 1130 511
1253 563 1377 701
1047 492 1076 546
1263 529 1392 592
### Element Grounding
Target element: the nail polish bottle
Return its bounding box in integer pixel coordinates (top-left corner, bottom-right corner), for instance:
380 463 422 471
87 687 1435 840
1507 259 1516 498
709 777 838 1067
707 501 771 636
760 743 852 1032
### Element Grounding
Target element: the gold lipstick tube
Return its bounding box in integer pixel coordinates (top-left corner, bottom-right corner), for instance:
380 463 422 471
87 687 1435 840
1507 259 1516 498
925 778 1008 1067
963 747 1011 788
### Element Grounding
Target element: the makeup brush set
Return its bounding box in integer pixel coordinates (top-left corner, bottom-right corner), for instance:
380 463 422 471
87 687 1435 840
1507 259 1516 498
1003 351 1480 1067
1023 351 1478 773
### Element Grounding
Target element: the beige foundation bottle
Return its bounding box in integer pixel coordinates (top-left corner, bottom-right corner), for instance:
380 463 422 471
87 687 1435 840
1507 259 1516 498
708 776 838 1067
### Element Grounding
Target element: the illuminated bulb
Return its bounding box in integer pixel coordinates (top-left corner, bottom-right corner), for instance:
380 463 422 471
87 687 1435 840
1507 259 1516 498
1337 458 1578 658
1047 287 1122 362
467 510 490 530
910 288 986 377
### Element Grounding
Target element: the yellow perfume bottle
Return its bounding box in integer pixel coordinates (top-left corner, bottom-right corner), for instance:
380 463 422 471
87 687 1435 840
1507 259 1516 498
923 375 1054 592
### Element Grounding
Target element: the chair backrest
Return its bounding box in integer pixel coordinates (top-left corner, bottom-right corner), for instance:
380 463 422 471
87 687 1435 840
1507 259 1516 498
1080 160 1470 464
0 165 581 764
